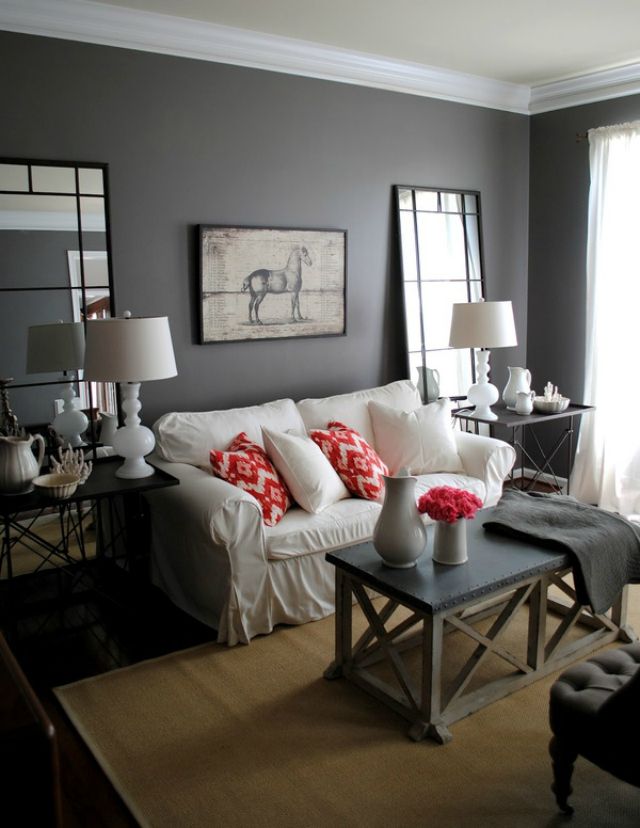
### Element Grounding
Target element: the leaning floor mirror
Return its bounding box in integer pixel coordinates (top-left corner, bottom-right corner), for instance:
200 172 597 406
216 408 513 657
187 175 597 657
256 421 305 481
0 158 117 458
395 185 485 404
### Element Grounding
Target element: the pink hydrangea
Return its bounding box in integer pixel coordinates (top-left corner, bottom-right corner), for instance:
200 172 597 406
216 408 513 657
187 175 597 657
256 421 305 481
417 486 483 524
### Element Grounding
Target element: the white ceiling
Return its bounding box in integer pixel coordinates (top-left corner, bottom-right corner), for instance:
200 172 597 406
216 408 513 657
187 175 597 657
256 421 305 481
3 0 640 113
90 0 640 86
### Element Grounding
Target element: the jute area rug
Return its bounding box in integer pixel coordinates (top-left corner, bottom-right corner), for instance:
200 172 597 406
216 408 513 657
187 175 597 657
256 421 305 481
55 587 640 828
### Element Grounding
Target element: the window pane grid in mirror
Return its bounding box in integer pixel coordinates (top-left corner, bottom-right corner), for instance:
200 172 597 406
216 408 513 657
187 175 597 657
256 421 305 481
396 185 485 402
0 158 117 444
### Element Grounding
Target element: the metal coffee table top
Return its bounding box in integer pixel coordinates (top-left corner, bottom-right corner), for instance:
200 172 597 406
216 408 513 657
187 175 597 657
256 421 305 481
326 508 570 614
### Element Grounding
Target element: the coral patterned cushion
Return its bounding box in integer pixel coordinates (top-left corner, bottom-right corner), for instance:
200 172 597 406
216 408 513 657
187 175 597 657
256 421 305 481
309 421 388 501
210 432 291 526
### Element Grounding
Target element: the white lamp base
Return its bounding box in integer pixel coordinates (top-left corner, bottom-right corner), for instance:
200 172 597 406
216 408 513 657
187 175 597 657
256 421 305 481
52 382 88 447
113 450 156 479
467 350 499 421
112 382 156 479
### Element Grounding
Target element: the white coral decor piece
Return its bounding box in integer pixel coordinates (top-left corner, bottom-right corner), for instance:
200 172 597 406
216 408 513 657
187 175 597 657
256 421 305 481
50 446 93 484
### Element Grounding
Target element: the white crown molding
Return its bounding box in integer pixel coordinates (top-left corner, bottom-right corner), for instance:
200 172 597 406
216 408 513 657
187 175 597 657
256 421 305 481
2 0 640 115
0 0 530 114
530 62 640 114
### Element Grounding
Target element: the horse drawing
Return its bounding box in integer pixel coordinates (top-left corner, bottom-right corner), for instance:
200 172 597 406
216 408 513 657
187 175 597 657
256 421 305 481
241 245 312 324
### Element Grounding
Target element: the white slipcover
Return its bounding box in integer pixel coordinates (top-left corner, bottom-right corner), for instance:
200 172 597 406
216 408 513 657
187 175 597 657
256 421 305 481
147 381 515 645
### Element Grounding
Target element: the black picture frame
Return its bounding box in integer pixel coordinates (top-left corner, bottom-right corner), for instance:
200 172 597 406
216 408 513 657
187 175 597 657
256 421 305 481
198 224 347 344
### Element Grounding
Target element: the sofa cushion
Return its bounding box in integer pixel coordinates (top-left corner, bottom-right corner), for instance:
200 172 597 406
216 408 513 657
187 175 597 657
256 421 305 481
265 471 487 560
297 380 422 449
153 398 305 468
310 421 388 501
369 397 463 476
210 432 291 526
262 426 350 514
265 498 382 560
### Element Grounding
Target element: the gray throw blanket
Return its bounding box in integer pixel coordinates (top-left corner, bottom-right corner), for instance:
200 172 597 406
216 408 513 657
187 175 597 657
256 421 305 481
483 490 640 614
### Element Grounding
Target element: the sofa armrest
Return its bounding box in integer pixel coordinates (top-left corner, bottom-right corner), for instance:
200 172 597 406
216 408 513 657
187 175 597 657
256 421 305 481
146 455 268 645
148 456 261 539
454 431 516 507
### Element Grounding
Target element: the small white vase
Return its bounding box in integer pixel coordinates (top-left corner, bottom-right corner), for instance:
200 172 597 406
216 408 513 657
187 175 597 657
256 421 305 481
373 475 427 568
433 519 468 565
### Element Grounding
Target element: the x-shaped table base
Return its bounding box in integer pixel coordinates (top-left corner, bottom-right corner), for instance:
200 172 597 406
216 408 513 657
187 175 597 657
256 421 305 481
325 566 633 744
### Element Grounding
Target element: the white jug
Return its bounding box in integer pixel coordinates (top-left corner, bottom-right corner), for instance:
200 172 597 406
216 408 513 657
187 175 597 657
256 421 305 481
0 433 46 494
515 390 535 416
99 412 118 446
416 366 440 404
503 367 532 410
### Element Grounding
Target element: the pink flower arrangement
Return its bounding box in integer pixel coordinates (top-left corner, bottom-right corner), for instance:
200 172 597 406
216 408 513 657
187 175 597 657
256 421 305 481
417 486 483 524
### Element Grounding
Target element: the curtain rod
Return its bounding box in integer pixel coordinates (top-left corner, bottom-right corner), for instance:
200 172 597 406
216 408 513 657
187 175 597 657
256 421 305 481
576 132 588 143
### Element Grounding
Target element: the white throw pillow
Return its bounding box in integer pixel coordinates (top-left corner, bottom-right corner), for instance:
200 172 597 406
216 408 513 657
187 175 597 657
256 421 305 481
368 398 463 476
153 398 305 467
262 427 350 514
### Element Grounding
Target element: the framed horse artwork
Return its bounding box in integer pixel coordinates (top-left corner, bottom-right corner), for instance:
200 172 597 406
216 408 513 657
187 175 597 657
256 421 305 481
198 225 347 344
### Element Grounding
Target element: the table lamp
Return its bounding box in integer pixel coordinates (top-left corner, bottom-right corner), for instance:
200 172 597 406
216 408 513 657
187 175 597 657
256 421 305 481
449 300 517 421
83 312 177 478
26 321 88 447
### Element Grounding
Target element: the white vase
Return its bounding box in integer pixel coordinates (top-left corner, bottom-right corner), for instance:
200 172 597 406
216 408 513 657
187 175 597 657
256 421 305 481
373 475 427 568
432 519 468 565
502 367 532 410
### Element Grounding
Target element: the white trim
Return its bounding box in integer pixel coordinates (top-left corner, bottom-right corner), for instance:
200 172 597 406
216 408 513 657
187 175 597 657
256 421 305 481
517 466 568 493
2 0 640 114
0 0 529 113
530 62 640 114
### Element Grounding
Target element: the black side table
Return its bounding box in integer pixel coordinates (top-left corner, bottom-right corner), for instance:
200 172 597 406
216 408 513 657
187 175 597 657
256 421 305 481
453 402 595 494
0 457 179 627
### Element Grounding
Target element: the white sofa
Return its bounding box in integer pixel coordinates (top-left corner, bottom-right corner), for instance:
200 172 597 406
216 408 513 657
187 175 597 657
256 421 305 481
147 380 515 645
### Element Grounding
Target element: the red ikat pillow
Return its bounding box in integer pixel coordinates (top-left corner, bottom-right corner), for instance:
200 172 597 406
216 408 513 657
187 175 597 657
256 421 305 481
309 421 388 501
210 432 291 526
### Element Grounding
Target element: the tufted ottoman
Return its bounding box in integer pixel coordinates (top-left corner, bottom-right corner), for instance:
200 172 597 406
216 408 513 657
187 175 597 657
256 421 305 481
549 642 640 814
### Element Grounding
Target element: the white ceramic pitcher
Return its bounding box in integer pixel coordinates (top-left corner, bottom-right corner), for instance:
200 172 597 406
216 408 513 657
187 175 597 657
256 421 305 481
416 366 440 404
502 367 532 410
0 433 46 494
99 412 118 446
515 390 535 416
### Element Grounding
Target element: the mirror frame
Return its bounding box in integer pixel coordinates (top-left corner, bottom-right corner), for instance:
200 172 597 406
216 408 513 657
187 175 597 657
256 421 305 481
0 157 116 457
394 184 486 403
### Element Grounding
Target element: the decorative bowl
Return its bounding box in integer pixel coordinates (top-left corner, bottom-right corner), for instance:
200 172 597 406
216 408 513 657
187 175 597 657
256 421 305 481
533 396 570 415
33 472 80 500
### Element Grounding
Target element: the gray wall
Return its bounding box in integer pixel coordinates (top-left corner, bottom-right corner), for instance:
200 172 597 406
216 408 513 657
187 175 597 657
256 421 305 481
1 31 530 426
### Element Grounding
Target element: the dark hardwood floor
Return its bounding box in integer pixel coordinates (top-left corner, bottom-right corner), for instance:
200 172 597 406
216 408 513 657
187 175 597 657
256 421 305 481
1 561 214 827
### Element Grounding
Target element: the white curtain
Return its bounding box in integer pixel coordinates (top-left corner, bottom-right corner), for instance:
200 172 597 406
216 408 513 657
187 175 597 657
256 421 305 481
571 121 640 513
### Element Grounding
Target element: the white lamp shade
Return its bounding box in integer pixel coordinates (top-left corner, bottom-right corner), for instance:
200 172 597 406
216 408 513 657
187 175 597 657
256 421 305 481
83 315 177 382
26 321 85 373
449 301 517 349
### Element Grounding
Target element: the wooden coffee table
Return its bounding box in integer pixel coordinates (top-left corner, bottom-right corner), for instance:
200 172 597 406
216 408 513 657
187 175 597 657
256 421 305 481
324 510 635 744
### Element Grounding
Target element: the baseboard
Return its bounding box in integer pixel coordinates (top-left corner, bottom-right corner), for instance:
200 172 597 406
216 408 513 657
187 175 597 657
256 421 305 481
514 466 568 492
